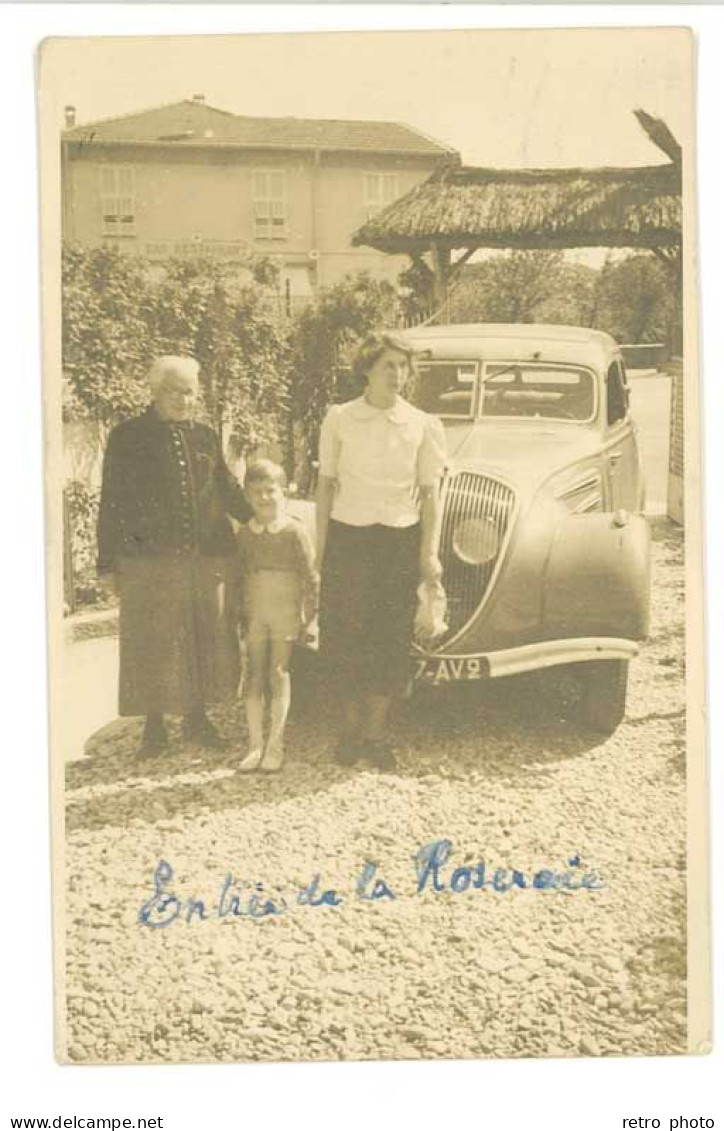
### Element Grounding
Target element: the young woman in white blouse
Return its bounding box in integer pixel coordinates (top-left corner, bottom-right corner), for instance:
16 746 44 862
315 332 447 770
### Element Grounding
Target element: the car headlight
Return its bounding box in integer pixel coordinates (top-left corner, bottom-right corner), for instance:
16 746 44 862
452 517 501 566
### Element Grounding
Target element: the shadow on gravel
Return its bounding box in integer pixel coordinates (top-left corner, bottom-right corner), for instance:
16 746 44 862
625 708 685 728
66 520 685 835
66 664 608 835
649 516 684 550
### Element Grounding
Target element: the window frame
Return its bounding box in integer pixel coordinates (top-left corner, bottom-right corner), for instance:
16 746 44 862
252 169 288 242
480 361 600 425
413 359 480 421
99 165 136 239
606 360 630 428
364 172 399 220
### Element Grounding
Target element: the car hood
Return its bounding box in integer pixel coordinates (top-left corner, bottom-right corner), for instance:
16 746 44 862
442 421 600 487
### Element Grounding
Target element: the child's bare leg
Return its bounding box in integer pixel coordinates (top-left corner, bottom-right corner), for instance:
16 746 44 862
240 636 269 771
263 640 294 770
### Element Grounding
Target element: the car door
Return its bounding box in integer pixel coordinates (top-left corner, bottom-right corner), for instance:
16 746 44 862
603 358 643 512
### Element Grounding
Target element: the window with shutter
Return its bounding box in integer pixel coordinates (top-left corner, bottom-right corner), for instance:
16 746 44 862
365 173 398 219
99 166 136 238
252 171 287 241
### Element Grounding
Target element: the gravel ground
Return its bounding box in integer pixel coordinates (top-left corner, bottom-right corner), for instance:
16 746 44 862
62 520 687 1064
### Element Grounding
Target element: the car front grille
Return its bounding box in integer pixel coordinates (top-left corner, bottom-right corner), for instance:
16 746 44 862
431 471 517 649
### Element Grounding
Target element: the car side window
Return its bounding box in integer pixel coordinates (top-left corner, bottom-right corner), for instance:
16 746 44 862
607 361 628 426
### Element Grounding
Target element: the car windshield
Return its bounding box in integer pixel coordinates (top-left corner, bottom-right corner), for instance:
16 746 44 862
481 363 596 422
413 362 478 417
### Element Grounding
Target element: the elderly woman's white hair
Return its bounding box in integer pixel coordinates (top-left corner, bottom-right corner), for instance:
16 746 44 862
148 355 200 395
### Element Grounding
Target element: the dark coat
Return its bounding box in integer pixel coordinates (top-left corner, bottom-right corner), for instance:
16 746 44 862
97 407 252 573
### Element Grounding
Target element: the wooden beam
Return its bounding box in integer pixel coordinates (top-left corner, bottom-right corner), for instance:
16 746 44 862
449 245 479 282
430 241 451 310
356 231 681 257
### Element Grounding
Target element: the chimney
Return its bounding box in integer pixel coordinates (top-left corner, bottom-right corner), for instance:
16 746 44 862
192 93 205 105
64 105 76 129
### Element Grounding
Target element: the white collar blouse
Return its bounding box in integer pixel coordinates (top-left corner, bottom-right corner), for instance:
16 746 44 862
318 395 447 528
247 515 288 535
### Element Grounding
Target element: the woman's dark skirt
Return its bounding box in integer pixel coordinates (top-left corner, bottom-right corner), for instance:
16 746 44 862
319 520 421 698
117 554 240 717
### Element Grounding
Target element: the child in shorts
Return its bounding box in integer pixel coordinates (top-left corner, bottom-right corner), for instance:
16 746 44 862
237 459 319 772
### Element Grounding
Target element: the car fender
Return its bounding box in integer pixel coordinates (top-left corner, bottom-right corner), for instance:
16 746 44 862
542 511 651 641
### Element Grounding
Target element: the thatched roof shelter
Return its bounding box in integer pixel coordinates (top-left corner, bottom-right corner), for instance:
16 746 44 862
351 111 682 307
352 160 681 256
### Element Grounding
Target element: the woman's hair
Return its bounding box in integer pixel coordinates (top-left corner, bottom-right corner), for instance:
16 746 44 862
244 458 287 489
148 355 200 395
351 332 416 388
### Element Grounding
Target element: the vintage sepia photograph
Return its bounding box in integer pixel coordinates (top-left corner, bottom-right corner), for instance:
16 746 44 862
39 26 708 1065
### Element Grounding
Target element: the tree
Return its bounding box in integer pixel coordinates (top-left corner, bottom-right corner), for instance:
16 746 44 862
62 246 290 453
446 251 566 324
140 257 290 451
593 254 677 345
62 246 156 423
398 256 435 324
398 247 676 342
289 272 399 483
536 262 601 327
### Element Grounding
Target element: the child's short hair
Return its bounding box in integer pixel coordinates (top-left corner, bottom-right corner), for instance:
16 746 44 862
244 458 287 489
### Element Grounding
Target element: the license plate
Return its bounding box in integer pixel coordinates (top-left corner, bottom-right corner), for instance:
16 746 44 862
414 656 486 684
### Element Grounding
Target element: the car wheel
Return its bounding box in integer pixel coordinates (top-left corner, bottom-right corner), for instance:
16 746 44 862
578 659 629 734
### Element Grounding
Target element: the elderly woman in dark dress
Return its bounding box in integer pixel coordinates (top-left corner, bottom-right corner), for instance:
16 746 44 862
315 332 447 770
97 356 252 756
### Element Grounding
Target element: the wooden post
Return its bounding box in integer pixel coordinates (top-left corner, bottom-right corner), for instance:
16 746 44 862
430 242 450 323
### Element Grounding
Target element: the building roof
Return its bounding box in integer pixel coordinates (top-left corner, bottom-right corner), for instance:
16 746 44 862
352 160 681 254
63 98 458 157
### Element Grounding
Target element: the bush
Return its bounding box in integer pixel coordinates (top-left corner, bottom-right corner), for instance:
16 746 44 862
65 481 100 574
289 273 400 486
62 247 294 609
62 247 154 423
62 246 291 450
64 481 113 610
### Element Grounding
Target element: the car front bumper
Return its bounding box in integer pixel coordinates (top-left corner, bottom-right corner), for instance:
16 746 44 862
413 636 640 683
